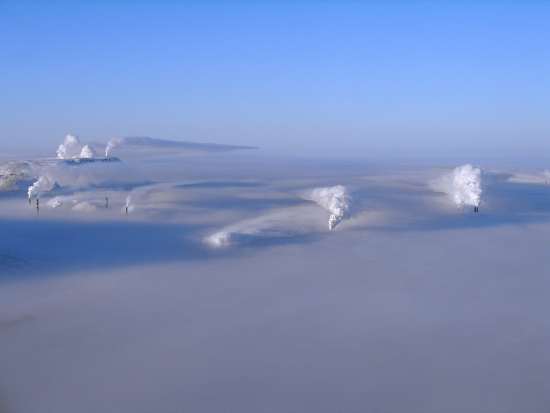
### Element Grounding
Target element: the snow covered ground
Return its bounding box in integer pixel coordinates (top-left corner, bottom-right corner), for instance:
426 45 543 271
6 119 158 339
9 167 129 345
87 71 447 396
1 153 549 412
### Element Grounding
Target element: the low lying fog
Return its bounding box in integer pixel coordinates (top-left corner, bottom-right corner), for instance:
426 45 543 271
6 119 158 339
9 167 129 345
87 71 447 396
1 143 549 412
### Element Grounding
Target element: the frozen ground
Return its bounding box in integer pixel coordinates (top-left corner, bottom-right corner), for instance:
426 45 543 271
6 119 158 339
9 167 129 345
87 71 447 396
0 153 549 412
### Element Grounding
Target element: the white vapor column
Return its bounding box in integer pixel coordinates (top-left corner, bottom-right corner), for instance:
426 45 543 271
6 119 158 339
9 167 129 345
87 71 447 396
305 185 358 231
79 145 97 158
27 175 55 199
56 134 98 159
56 134 82 159
431 164 484 210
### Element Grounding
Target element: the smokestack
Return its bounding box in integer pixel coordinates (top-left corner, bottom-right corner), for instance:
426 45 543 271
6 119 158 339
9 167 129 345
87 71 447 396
28 197 31 205
36 198 39 214
125 206 128 215
106 197 108 208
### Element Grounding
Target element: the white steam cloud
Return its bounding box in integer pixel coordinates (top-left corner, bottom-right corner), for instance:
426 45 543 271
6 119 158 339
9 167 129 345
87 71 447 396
205 227 301 248
105 136 257 157
79 145 97 158
56 134 98 159
56 134 81 159
430 164 483 209
27 174 55 199
47 197 63 208
204 205 321 248
304 185 359 231
204 188 365 248
122 181 190 213
26 159 128 199
46 196 97 211
205 231 232 247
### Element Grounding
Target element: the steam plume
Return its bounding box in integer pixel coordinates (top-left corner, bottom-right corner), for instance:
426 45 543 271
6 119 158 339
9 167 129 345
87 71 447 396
27 175 55 199
56 134 98 159
125 194 133 212
47 197 63 208
121 181 187 213
57 134 82 159
204 205 318 248
205 228 301 247
430 164 483 209
45 195 106 211
205 231 232 247
26 158 126 199
105 136 257 157
304 185 359 231
79 145 97 158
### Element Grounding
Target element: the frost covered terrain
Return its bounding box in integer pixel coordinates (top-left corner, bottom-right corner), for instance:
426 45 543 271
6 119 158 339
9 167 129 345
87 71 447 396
1 147 549 413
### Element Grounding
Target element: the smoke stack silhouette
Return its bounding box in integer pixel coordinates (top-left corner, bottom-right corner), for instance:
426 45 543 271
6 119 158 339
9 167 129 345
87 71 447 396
125 195 131 215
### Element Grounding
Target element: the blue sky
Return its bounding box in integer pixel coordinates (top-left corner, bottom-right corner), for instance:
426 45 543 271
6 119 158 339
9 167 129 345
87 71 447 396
0 1 548 160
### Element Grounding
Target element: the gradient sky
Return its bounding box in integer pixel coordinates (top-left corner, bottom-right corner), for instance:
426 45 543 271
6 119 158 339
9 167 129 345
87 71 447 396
0 1 548 160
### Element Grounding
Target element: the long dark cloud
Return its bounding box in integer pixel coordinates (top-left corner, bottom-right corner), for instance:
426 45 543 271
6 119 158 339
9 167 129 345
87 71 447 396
105 136 258 157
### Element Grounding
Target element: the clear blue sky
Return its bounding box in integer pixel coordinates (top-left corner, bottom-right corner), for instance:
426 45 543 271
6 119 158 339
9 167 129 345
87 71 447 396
0 1 548 160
